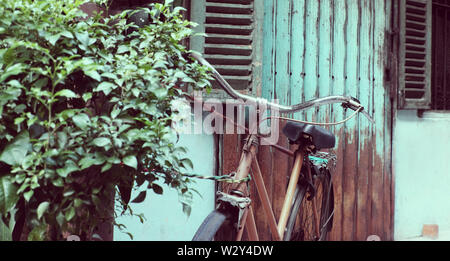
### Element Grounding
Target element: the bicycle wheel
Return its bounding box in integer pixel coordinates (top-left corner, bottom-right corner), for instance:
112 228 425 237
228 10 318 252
192 210 227 241
283 171 333 241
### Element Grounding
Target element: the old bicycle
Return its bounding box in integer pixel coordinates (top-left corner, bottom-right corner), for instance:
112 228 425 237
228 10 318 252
189 53 373 241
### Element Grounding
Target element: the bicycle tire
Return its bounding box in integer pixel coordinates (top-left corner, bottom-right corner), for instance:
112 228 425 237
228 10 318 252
283 171 333 241
192 210 227 241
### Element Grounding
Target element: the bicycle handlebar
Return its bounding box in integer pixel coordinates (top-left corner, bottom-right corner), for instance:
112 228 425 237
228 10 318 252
190 52 374 124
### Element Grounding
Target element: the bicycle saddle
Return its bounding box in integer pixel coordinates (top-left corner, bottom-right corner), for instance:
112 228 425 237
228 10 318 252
282 122 336 150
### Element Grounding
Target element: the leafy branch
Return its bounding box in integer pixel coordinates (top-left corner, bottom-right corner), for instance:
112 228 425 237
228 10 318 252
0 0 211 240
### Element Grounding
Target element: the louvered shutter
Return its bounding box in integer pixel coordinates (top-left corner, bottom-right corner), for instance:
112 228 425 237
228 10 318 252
398 0 432 109
190 0 254 91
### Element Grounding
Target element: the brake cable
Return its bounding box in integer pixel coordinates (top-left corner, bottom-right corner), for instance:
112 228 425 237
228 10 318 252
266 106 363 127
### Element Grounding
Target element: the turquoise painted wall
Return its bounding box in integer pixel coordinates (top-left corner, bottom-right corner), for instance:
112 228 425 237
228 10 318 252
260 0 393 240
114 132 216 241
393 111 450 240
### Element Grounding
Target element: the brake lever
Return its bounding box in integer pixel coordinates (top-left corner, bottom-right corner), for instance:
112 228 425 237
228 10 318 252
341 97 375 124
341 97 361 111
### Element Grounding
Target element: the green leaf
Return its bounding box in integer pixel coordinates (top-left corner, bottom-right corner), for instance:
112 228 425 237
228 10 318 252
0 175 19 213
75 31 96 49
63 190 75 197
52 178 64 187
54 89 78 98
46 33 61 46
0 218 11 241
122 155 138 170
91 233 103 241
56 131 68 149
131 191 146 203
0 63 25 83
131 88 140 97
23 190 34 202
101 72 118 80
56 160 79 178
92 137 111 147
37 201 49 220
21 154 35 170
95 82 116 96
0 131 30 166
14 117 25 125
117 45 129 54
125 232 134 240
27 223 47 241
91 194 101 206
152 87 168 99
152 183 163 195
84 69 101 82
60 31 73 39
56 212 65 226
74 198 83 208
79 153 105 170
57 109 78 121
82 92 92 102
75 31 89 44
182 202 191 217
65 206 76 221
72 113 90 129
2 46 17 66
79 157 96 170
110 107 120 119
181 158 193 170
101 163 112 173
33 77 49 89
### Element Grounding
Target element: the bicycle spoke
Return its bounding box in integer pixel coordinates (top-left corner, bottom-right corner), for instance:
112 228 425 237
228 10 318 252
286 173 331 241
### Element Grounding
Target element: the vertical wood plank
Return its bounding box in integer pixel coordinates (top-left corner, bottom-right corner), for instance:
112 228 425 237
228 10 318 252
273 0 291 229
275 0 292 106
262 0 275 101
303 0 319 121
342 0 359 241
329 0 347 241
356 0 372 241
318 0 333 125
372 0 387 240
256 0 277 241
222 134 241 178
290 0 306 112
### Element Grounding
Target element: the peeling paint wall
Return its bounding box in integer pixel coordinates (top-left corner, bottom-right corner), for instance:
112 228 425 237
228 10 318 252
259 0 393 240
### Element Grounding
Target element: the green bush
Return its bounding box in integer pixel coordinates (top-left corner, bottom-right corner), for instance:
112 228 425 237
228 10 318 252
0 0 211 240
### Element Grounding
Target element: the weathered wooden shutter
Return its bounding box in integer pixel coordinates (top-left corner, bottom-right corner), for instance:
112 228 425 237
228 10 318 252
398 0 432 109
190 0 255 91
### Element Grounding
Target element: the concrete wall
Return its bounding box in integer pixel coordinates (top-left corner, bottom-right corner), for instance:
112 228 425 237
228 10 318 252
114 133 216 241
393 110 450 240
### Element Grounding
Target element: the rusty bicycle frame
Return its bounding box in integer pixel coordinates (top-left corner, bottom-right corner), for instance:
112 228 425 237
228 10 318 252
187 93 326 241
189 53 373 241
227 134 317 241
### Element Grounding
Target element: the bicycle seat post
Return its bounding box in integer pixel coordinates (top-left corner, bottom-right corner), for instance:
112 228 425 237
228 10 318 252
277 147 305 239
